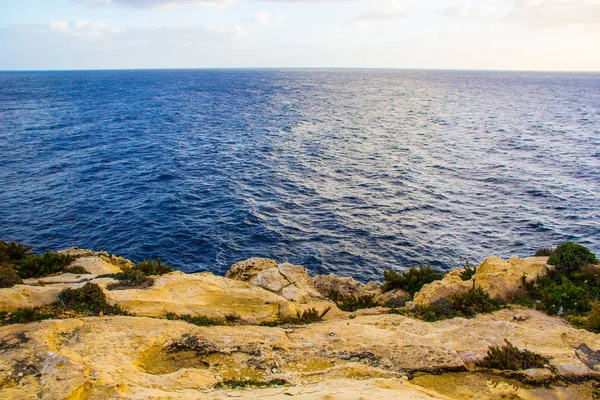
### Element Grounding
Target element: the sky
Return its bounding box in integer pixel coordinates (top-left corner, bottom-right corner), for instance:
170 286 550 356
0 0 599 71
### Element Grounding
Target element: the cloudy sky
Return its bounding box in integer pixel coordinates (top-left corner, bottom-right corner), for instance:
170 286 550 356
1 0 599 71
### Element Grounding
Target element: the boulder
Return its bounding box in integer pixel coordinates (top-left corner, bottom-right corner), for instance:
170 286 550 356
106 272 298 324
311 274 365 298
473 256 549 301
413 257 549 306
375 288 410 308
225 258 278 282
66 256 122 275
413 274 470 306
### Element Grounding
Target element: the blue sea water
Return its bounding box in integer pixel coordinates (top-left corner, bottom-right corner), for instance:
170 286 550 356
0 69 599 282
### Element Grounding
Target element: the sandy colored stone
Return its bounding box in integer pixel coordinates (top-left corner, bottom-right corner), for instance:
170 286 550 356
2 307 599 399
281 285 311 303
375 288 410 307
413 274 470 306
106 272 298 324
23 273 94 285
66 256 122 275
0 284 70 312
311 274 365 298
225 258 279 282
253 267 290 293
413 257 549 306
278 262 323 298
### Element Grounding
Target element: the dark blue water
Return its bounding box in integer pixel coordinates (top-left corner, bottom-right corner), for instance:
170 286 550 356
1 69 599 281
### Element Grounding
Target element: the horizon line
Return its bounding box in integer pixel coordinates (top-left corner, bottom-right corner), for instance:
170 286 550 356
1 66 599 74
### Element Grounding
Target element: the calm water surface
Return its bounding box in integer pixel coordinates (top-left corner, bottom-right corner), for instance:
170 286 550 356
0 69 599 281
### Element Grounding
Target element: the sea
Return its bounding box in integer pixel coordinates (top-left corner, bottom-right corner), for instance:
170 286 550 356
0 69 599 282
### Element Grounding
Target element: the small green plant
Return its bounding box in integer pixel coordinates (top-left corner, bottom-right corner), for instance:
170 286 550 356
294 307 326 323
261 307 330 326
0 240 33 264
548 242 598 274
528 273 590 315
166 312 224 326
328 291 380 312
382 265 445 296
133 257 173 276
460 261 477 281
5 308 54 324
534 248 555 257
0 266 23 288
477 340 549 371
410 283 501 321
214 378 287 389
106 269 154 290
64 265 90 275
14 249 76 279
57 283 123 315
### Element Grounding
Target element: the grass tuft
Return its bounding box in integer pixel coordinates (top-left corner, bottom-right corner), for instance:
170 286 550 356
214 378 287 389
382 265 445 296
477 340 549 371
460 261 477 281
534 248 554 257
409 283 501 321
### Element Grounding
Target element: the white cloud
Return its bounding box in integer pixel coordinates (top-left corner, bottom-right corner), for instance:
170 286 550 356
508 0 600 30
49 20 121 37
74 0 233 8
443 3 473 18
355 1 408 21
255 12 284 25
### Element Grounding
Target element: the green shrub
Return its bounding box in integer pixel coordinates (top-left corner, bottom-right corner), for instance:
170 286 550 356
133 257 173 276
411 284 500 321
477 340 549 371
261 307 330 326
452 284 502 317
14 250 75 279
548 242 597 274
166 312 224 326
106 269 154 290
64 265 90 275
534 248 554 257
460 261 477 281
6 308 54 324
0 266 23 288
529 273 591 315
328 291 380 312
382 265 445 296
215 379 287 389
57 283 122 315
584 304 600 334
0 240 32 264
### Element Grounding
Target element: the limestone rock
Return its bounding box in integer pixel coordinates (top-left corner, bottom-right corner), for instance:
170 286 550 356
375 288 410 308
0 283 74 312
2 307 599 399
106 272 298 324
66 256 122 275
226 259 324 303
413 274 470 306
413 256 549 306
311 274 365 298
278 262 322 298
225 258 279 282
473 256 549 301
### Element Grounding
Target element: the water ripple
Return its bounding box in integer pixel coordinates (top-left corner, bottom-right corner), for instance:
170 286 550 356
0 69 599 282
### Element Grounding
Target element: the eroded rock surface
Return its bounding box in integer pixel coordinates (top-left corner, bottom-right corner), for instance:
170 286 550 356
414 256 549 306
1 308 599 399
106 271 299 324
2 251 600 400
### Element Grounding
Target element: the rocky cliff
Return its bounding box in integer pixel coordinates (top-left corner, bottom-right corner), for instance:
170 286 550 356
1 248 599 399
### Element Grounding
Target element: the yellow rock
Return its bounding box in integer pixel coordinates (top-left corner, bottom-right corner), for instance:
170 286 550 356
106 272 298 323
